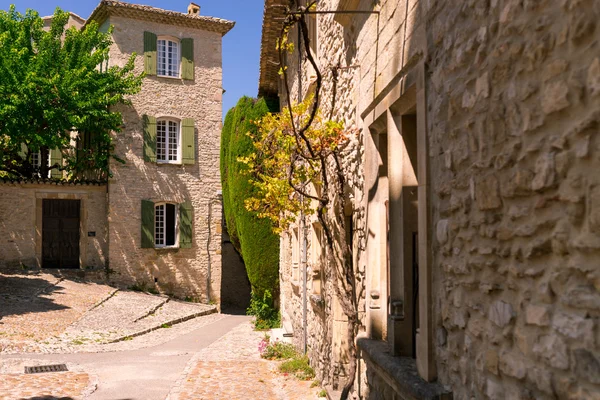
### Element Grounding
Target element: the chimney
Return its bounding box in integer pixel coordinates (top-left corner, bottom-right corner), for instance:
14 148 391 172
187 2 200 15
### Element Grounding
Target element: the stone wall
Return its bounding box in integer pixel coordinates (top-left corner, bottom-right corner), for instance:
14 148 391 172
428 0 600 398
105 15 225 303
0 182 108 270
272 0 600 398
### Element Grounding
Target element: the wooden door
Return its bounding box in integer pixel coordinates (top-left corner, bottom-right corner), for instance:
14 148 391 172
42 199 80 269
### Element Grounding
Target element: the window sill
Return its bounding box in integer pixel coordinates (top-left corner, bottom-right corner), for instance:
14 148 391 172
154 246 179 251
156 74 181 80
357 338 452 400
156 161 182 166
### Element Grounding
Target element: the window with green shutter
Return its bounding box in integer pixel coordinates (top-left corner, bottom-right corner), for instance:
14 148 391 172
144 31 157 76
143 115 157 162
50 148 62 179
142 200 192 249
181 118 195 164
141 199 155 248
181 38 194 80
179 201 193 248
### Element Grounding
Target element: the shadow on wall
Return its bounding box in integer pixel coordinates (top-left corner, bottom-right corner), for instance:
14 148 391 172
0 273 70 319
220 219 251 310
107 105 219 301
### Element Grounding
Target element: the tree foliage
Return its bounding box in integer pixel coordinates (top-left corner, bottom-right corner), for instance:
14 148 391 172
220 96 280 298
241 97 346 231
0 6 143 179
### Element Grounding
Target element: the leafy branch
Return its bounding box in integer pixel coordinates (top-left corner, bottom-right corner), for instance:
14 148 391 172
0 6 143 179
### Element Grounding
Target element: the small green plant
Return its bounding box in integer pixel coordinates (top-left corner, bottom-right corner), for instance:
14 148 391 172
128 283 146 292
279 355 315 380
147 287 159 295
160 323 171 329
247 289 280 330
261 341 297 360
318 389 327 397
311 380 321 388
123 336 133 341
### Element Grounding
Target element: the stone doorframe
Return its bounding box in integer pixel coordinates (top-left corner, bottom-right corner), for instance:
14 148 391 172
362 56 435 382
35 190 90 270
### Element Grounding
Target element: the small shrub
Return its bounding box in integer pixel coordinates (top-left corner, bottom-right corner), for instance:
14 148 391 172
279 355 315 380
247 289 280 330
261 340 297 360
318 389 327 397
128 283 145 292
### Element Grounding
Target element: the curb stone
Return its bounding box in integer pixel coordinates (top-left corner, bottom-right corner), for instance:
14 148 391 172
108 306 217 343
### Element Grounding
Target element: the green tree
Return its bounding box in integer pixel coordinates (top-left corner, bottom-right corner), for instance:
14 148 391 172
0 6 142 179
220 96 280 298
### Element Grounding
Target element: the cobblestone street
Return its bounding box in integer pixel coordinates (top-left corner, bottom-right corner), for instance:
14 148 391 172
167 321 322 400
0 272 324 399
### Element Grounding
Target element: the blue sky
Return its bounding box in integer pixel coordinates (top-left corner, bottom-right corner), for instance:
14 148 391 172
0 0 264 116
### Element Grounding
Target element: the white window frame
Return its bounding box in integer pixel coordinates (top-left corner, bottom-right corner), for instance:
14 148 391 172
156 118 181 164
154 202 179 249
157 36 181 78
32 151 51 178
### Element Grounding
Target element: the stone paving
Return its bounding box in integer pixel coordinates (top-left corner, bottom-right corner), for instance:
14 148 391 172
0 271 216 354
0 358 97 400
167 322 326 400
0 272 114 353
1 272 325 399
0 371 92 400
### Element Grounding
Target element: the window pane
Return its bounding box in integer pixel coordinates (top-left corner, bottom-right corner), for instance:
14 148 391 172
157 40 166 76
168 121 178 161
155 204 165 246
166 203 176 246
157 40 179 78
157 120 167 161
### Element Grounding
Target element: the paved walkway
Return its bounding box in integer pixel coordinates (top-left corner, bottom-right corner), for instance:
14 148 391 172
0 271 216 354
1 316 325 400
167 321 323 400
0 272 324 399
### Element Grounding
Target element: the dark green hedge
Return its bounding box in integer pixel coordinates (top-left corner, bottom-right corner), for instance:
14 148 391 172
220 96 280 297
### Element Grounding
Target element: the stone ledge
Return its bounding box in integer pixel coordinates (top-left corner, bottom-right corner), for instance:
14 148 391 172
357 338 452 400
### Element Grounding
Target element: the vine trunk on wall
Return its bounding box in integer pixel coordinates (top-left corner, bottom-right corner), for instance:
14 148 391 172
246 2 361 398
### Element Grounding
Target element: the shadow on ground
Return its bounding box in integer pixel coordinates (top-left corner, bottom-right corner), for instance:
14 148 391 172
0 273 70 321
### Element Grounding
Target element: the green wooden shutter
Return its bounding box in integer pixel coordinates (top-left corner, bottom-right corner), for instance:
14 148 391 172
144 31 157 76
179 201 193 248
143 115 157 162
141 200 155 248
18 143 28 160
181 118 195 164
50 148 62 179
181 38 194 80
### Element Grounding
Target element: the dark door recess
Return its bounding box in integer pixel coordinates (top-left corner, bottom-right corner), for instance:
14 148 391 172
42 199 80 269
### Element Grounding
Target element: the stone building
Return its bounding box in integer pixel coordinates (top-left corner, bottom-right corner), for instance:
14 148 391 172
0 1 234 305
259 0 600 398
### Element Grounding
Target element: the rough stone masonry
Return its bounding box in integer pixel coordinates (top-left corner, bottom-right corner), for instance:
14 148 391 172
261 0 600 398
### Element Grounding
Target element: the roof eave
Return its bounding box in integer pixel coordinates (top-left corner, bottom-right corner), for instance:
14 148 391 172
86 0 235 36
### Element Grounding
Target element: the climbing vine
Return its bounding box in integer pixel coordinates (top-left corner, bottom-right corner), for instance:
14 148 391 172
243 2 360 398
